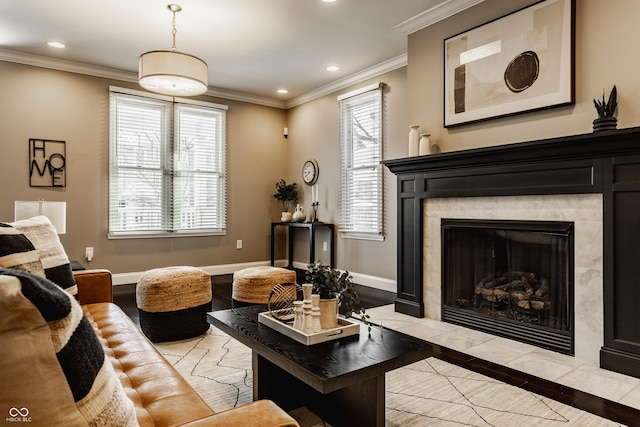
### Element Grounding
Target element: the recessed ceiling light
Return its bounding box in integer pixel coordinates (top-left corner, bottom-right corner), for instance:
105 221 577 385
277 89 289 94
46 41 66 49
326 65 340 72
322 0 337 3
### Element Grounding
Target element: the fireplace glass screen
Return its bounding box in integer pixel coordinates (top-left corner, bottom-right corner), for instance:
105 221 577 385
442 219 574 354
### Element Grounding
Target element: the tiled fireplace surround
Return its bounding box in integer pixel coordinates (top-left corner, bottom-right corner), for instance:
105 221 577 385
423 194 603 364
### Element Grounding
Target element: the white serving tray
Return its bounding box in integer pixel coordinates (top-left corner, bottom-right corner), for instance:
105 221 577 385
258 310 360 346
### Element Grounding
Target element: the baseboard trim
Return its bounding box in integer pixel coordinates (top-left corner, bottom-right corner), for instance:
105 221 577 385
112 260 280 285
113 260 398 293
291 261 397 292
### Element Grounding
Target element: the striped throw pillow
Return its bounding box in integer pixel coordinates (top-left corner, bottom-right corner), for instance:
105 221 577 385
0 222 45 276
9 215 77 296
0 268 137 426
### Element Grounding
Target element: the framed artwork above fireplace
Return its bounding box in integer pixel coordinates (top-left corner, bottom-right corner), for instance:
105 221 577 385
443 0 575 127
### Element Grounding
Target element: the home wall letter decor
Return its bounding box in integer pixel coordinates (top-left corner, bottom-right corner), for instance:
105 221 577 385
29 138 66 188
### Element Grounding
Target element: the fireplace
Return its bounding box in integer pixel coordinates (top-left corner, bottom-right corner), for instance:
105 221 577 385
441 219 574 354
384 128 640 379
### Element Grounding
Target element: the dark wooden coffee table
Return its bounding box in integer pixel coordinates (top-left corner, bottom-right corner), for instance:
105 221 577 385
207 305 432 427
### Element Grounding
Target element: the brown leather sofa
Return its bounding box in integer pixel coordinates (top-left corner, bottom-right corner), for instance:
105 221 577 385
74 269 299 427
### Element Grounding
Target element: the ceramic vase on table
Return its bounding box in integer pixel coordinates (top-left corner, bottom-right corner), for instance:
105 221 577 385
408 125 419 157
318 297 338 329
292 204 306 222
281 212 292 222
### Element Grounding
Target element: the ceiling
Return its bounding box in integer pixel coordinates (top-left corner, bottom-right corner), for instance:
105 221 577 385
0 0 482 108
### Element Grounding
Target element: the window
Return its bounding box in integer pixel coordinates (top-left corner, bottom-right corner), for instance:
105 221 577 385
109 87 227 237
339 83 383 240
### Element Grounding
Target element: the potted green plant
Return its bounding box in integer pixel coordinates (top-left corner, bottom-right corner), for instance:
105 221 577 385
273 179 298 222
305 260 369 330
593 85 617 132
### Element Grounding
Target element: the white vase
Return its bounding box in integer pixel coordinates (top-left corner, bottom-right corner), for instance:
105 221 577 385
281 212 292 222
419 133 432 155
292 204 306 222
408 125 419 157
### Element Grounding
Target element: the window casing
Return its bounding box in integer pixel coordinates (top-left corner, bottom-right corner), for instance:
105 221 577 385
109 87 227 237
339 83 383 240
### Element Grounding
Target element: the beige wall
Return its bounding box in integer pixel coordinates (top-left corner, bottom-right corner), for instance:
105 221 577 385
408 0 640 151
283 0 640 287
3 0 639 287
0 61 288 275
285 68 407 283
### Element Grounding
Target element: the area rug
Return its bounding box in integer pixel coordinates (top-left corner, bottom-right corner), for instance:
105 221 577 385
154 326 623 426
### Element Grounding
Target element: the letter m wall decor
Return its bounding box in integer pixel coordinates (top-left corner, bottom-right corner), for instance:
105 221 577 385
29 138 66 188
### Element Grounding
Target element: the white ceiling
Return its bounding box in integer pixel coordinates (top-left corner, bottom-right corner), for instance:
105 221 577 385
0 0 482 108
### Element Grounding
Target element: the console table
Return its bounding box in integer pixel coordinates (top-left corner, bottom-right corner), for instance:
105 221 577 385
270 222 335 268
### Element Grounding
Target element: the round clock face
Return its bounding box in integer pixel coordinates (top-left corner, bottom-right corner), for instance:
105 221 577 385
302 159 319 185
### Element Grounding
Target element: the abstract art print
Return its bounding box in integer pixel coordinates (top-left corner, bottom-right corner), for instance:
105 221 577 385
444 0 574 127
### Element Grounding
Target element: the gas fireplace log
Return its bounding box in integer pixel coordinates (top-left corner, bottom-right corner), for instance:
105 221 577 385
495 280 525 291
522 276 535 296
517 300 531 310
494 289 510 301
475 287 495 297
478 273 500 287
511 271 537 280
482 276 509 289
535 279 550 298
511 290 528 301
531 300 551 311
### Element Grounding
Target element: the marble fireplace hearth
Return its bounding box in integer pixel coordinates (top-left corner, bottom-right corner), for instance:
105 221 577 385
423 194 603 364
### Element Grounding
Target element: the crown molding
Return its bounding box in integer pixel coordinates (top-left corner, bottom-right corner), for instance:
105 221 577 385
395 0 486 35
284 53 407 109
2 49 407 110
0 48 286 109
0 48 137 83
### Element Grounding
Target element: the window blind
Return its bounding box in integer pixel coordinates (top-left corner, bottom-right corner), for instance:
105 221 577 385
339 84 383 239
109 89 226 237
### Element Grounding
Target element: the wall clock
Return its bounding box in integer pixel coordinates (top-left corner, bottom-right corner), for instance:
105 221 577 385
302 158 319 185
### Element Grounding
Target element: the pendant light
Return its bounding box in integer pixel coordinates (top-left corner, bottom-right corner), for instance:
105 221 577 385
138 4 208 96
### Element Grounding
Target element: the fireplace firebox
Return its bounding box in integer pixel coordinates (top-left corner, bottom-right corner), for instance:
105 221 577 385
442 219 574 355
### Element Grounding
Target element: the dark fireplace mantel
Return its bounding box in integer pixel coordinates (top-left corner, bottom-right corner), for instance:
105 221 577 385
383 126 640 379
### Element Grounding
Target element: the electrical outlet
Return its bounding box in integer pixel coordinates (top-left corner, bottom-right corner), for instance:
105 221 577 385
85 247 94 261
236 240 243 249
323 242 328 251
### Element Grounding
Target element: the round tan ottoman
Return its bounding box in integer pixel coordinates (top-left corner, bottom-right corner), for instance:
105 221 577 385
136 266 212 342
232 266 296 307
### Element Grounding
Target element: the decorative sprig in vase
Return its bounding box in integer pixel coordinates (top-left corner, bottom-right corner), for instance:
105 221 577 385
305 261 370 332
592 85 617 132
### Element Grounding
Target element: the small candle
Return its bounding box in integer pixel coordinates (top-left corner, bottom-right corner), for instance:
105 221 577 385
312 184 318 203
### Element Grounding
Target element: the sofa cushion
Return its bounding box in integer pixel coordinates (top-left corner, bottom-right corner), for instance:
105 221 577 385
0 222 45 276
0 268 137 426
82 302 216 426
9 215 77 296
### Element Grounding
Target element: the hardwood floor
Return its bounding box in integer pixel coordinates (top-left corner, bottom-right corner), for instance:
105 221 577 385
113 274 638 425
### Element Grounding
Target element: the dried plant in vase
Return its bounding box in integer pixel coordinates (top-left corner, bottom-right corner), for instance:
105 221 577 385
592 85 617 132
